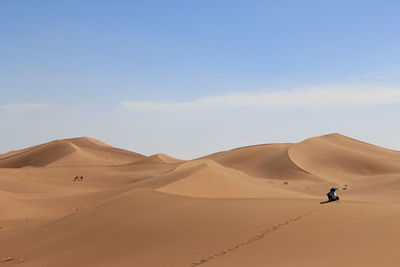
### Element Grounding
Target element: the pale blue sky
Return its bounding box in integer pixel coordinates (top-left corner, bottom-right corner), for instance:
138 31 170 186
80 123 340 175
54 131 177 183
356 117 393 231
1 0 400 159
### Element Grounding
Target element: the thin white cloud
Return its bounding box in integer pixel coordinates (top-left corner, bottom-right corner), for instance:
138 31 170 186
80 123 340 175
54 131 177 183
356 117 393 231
0 103 49 113
120 85 400 111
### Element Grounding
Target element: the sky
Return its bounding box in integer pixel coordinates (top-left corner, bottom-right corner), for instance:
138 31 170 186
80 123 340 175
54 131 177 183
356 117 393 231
1 0 400 159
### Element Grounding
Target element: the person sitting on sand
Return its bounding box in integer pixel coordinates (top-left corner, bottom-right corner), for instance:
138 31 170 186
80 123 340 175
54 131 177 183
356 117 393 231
73 176 79 181
327 188 339 202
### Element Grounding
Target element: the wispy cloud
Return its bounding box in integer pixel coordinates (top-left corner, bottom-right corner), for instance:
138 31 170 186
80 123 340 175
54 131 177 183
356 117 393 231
0 103 49 113
120 84 400 111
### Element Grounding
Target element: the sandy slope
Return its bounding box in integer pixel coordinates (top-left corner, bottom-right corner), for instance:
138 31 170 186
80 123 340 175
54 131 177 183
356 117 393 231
0 137 145 168
289 133 400 180
134 153 185 164
203 143 320 181
157 159 315 199
1 134 400 267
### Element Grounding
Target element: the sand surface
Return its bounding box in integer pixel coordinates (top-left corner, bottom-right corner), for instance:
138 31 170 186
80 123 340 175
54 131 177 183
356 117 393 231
1 134 400 266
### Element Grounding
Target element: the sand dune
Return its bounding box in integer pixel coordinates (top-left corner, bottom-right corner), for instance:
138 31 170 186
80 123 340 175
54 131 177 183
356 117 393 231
203 143 320 181
1 133 400 266
157 159 315 198
134 153 184 164
289 133 400 179
0 137 145 168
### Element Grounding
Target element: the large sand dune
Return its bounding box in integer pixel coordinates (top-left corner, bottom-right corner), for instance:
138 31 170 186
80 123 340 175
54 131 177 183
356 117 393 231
1 134 400 266
0 137 145 168
157 159 315 198
289 133 400 178
203 143 320 181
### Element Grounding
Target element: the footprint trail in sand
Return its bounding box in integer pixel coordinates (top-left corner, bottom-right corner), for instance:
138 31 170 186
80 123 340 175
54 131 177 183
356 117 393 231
188 211 313 266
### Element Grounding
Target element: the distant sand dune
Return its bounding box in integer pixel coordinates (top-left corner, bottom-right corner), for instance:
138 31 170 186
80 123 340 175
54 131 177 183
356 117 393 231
203 143 320 181
0 137 145 168
134 153 185 164
288 133 400 179
157 159 315 198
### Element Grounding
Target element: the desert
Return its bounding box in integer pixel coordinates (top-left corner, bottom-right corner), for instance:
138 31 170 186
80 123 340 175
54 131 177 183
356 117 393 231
1 133 400 266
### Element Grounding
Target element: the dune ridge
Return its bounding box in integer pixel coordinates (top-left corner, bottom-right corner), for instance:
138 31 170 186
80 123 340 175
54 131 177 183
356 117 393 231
288 133 400 178
203 143 320 181
134 153 185 164
157 159 315 198
0 137 146 168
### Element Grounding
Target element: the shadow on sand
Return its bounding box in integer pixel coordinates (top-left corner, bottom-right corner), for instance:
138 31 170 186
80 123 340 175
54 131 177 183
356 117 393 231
320 200 340 204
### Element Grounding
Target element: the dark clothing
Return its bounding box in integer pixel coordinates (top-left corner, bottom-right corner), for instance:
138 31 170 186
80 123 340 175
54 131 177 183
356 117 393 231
327 192 339 201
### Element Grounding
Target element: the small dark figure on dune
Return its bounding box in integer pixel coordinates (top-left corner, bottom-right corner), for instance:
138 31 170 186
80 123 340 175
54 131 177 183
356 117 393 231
320 188 340 204
327 187 339 201
79 176 84 181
